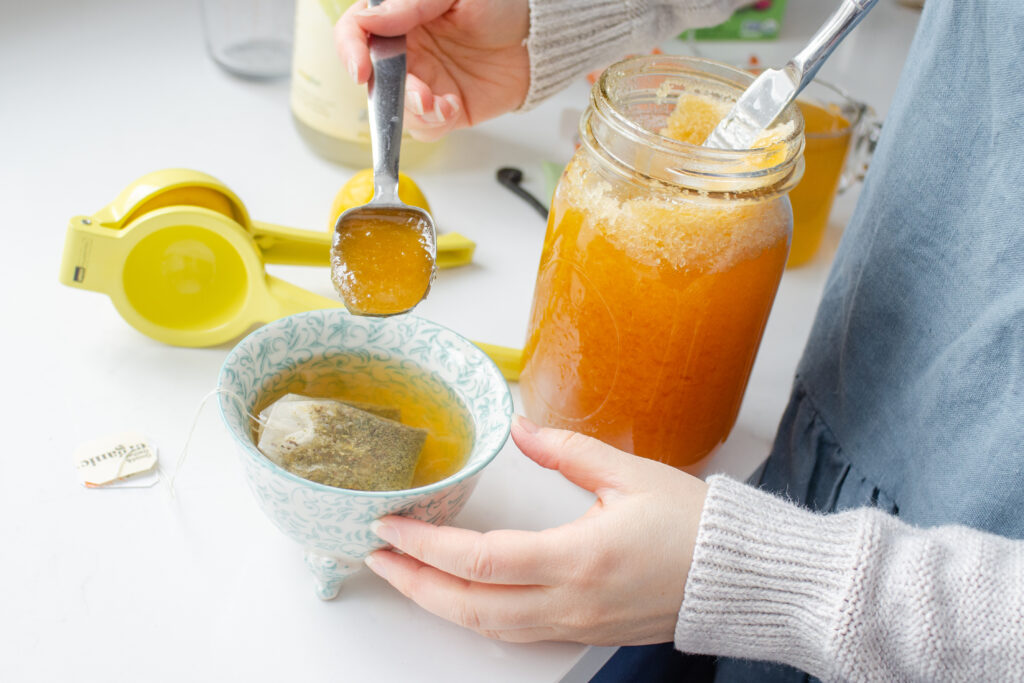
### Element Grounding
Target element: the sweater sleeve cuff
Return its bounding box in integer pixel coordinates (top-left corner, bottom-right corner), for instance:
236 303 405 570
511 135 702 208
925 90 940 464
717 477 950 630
521 0 635 111
520 0 749 111
674 475 869 678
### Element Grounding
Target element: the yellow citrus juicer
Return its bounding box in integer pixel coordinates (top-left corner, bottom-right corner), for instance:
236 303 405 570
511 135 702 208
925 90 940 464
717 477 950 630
59 169 521 379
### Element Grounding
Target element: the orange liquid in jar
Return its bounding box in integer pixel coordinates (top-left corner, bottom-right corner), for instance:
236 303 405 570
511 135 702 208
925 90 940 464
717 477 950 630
787 101 852 267
520 96 793 467
331 213 434 315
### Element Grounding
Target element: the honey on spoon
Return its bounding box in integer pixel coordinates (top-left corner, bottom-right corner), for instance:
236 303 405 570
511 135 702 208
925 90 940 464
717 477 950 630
331 209 435 316
330 0 436 316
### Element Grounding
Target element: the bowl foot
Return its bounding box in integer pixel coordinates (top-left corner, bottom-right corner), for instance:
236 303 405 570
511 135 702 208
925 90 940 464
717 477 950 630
304 550 361 600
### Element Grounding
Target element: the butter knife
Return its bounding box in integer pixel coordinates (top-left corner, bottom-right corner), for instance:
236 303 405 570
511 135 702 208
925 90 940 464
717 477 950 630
704 0 879 150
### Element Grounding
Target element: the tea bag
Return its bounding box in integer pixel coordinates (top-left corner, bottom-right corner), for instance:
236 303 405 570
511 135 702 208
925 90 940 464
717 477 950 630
257 393 400 432
257 395 426 491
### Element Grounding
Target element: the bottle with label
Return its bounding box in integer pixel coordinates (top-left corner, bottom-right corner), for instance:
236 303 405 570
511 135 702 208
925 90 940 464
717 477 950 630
290 0 433 167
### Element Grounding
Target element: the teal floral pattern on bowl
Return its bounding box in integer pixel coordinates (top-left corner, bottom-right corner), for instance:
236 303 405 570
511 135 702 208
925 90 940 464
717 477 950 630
218 310 513 599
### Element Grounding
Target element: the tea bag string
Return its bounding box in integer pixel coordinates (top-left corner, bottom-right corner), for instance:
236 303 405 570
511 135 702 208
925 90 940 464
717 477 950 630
102 443 160 489
165 388 265 498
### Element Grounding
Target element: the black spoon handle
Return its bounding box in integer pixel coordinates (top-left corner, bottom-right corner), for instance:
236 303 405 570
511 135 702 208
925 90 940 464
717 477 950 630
496 167 549 220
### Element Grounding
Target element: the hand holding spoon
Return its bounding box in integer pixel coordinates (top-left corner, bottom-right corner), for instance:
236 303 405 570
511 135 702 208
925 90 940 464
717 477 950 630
331 0 437 316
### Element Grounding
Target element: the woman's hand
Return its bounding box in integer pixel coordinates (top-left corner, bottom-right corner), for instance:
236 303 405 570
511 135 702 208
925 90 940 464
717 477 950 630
364 416 709 645
335 0 530 141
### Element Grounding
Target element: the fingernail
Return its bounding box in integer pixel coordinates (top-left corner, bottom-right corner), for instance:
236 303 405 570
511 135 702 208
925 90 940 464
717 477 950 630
421 99 446 124
513 414 539 434
347 58 358 82
364 553 389 579
356 6 383 16
370 519 399 545
407 90 425 117
443 94 461 115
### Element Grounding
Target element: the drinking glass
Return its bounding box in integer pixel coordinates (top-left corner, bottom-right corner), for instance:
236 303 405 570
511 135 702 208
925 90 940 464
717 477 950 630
201 0 295 79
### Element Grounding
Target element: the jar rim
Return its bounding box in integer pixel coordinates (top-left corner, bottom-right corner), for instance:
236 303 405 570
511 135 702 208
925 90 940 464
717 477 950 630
585 55 805 196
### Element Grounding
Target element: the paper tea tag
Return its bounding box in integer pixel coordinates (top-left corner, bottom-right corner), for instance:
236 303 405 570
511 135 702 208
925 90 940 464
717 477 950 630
73 431 159 488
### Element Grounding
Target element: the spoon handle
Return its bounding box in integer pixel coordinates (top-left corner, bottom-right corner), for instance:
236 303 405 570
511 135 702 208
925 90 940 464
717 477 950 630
367 0 406 204
790 0 878 93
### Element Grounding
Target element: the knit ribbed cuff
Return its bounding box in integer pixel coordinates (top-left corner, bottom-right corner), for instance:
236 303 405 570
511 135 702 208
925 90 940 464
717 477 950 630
520 0 749 110
675 475 869 679
520 0 635 110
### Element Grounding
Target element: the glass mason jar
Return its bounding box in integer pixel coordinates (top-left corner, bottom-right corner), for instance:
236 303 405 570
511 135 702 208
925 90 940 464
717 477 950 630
520 56 805 468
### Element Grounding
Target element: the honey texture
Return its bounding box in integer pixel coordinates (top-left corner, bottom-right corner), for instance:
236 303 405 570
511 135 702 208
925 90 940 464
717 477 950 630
520 93 794 467
331 213 433 316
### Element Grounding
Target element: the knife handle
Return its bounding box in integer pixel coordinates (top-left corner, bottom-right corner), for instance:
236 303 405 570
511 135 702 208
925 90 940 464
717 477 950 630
790 0 879 92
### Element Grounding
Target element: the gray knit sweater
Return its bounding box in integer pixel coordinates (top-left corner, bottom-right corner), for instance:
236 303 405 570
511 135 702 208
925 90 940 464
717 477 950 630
682 477 1024 681
523 2 1024 680
523 0 747 108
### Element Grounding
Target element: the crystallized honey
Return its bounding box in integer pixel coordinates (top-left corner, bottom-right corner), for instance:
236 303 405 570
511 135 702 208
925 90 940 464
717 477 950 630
519 56 803 468
331 212 434 316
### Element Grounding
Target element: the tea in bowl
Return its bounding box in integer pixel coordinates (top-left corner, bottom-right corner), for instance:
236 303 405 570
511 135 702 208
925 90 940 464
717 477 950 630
218 310 513 599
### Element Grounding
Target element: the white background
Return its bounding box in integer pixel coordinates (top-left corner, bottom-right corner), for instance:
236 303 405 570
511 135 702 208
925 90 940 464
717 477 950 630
0 0 920 680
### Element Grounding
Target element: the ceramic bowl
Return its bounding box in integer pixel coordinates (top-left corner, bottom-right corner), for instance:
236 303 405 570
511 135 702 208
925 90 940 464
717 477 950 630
217 310 513 599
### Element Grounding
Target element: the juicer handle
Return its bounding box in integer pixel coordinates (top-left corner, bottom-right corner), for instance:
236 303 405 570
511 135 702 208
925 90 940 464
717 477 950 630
59 217 124 294
264 275 342 320
264 273 522 381
254 220 476 269
435 233 476 270
251 221 333 266
472 342 523 382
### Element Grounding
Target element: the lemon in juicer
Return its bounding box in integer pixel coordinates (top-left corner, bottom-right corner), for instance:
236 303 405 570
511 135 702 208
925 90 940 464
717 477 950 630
118 176 252 332
59 169 527 379
121 223 250 333
61 169 363 347
122 185 250 331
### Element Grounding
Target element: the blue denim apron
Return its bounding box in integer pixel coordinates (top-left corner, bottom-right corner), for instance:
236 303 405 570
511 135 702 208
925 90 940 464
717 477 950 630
598 0 1024 679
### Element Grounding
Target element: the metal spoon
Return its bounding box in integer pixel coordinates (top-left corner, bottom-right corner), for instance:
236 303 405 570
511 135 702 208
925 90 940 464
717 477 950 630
331 0 437 316
704 0 879 150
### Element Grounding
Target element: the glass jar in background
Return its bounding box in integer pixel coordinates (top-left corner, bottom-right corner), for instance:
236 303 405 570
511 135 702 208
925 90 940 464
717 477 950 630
290 0 434 167
786 79 874 267
201 0 294 79
519 56 804 469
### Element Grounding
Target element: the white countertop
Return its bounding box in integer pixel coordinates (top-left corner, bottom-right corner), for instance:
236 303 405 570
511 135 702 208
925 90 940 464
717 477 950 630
1 1 921 681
